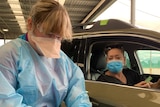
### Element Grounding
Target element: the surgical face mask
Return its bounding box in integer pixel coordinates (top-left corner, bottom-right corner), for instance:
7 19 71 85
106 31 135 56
107 60 123 73
30 34 61 58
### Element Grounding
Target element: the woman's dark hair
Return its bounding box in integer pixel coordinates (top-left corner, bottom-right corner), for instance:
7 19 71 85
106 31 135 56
105 43 125 55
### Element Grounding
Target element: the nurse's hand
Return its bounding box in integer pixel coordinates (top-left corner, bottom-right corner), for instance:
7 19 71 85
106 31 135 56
134 81 151 88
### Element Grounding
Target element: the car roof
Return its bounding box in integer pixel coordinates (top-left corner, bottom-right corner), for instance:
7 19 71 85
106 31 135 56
72 19 160 41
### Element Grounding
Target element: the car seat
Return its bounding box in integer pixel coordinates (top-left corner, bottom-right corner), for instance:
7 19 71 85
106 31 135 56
90 51 107 80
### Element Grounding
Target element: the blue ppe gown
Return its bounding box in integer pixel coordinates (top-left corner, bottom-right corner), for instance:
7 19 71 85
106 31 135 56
0 34 92 107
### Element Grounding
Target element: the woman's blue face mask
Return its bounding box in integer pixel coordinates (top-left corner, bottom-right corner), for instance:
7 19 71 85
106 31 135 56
107 60 123 73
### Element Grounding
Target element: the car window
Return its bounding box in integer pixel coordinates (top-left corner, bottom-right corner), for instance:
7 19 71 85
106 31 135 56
61 39 86 73
136 50 160 75
61 40 80 62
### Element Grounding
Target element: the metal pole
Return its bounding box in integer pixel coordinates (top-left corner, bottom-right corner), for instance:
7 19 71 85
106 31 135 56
131 0 135 25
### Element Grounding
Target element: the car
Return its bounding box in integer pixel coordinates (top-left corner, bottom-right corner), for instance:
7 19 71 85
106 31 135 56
61 19 160 107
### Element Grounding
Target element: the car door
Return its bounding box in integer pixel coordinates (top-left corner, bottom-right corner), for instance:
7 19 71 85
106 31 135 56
82 31 160 107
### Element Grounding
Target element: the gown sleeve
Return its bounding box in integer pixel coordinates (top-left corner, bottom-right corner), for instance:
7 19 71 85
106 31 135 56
0 41 31 107
63 58 92 107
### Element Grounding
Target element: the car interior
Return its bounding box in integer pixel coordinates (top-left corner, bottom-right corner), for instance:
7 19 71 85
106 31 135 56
89 39 160 82
62 33 160 83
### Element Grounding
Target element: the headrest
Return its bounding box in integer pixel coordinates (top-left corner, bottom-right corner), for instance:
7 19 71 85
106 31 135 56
90 52 107 72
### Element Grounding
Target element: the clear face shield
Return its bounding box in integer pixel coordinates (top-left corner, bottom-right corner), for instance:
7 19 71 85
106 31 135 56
29 25 62 58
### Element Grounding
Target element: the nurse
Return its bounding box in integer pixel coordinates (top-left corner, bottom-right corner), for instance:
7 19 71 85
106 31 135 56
0 0 92 107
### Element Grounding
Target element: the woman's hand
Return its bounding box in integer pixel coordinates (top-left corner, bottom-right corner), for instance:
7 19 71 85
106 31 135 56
134 81 151 88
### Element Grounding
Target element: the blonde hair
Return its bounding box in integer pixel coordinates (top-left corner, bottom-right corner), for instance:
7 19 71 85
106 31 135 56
29 0 72 41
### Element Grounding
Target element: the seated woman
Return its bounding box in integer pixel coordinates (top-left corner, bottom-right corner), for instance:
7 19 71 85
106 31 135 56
96 44 160 88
